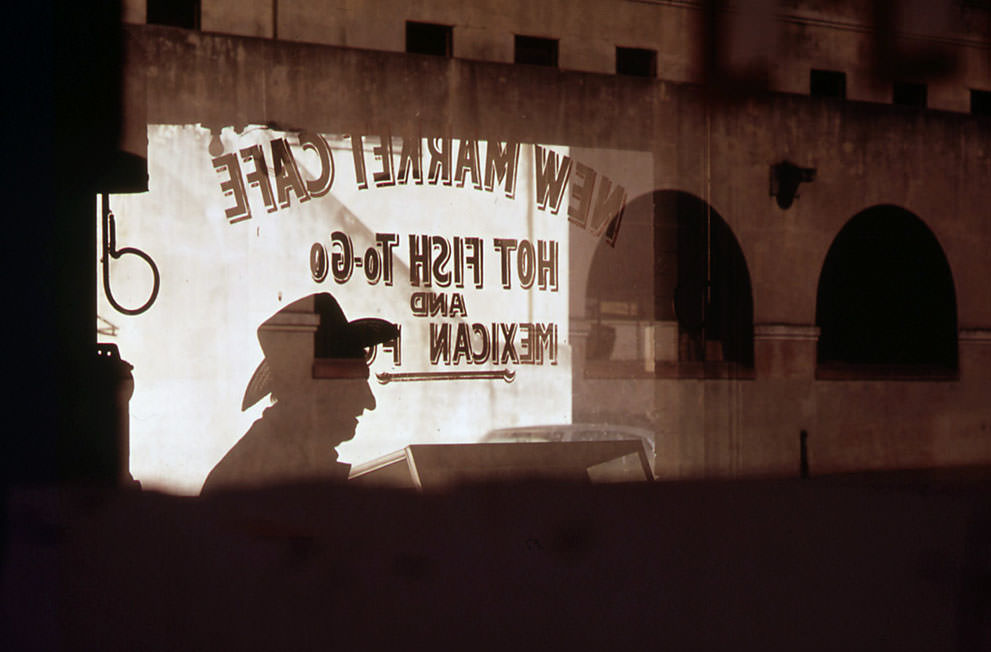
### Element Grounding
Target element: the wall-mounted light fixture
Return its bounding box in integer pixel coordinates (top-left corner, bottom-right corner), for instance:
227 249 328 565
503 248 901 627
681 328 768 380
770 161 816 209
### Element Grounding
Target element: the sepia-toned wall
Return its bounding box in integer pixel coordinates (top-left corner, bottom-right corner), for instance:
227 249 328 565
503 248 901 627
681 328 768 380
124 0 991 110
117 5 991 483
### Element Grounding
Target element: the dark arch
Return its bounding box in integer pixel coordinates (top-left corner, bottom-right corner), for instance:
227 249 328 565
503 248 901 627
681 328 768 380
585 190 754 367
816 205 957 370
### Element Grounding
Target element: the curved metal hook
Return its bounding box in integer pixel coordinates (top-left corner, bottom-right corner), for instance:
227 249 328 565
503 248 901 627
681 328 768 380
101 194 160 316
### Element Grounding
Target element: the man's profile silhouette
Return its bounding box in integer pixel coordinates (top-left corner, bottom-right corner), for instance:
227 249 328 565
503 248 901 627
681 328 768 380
200 293 398 494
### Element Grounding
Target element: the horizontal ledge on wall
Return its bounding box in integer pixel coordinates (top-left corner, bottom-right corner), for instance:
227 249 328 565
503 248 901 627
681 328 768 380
815 362 959 382
754 324 820 341
960 329 991 343
584 360 755 380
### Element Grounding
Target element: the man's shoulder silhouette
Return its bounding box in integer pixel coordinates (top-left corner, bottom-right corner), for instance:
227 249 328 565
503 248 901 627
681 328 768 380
200 293 398 495
200 407 353 494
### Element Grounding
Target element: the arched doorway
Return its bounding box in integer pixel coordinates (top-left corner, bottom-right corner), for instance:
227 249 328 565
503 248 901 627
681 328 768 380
585 190 753 370
816 205 957 374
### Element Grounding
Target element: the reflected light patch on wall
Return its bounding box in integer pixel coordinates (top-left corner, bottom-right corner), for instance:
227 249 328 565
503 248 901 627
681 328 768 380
98 124 591 494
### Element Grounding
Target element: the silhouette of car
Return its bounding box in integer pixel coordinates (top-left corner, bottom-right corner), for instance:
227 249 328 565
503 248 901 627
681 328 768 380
481 423 656 480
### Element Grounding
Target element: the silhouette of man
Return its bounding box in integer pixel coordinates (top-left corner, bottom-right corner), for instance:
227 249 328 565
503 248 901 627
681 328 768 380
200 293 398 494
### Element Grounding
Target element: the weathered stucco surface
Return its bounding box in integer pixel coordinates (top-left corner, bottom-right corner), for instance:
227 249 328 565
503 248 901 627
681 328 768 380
125 24 991 477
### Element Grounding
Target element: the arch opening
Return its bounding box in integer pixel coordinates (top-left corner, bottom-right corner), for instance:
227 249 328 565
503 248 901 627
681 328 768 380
585 190 754 371
816 205 957 374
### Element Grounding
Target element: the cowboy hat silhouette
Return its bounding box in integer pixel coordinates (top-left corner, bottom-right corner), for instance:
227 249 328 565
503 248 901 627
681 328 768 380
201 293 398 494
241 293 398 410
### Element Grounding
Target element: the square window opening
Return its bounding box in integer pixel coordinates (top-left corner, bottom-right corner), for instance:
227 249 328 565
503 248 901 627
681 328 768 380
515 35 558 67
810 69 846 99
406 21 452 57
147 0 200 30
892 82 927 107
972 89 991 116
616 47 657 78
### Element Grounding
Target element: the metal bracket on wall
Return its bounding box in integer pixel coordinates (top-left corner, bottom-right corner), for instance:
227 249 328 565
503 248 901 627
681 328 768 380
101 193 161 316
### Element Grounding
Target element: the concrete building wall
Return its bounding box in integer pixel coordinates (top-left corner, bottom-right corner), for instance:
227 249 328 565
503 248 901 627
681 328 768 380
201 0 274 38
124 19 990 479
128 2 991 115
